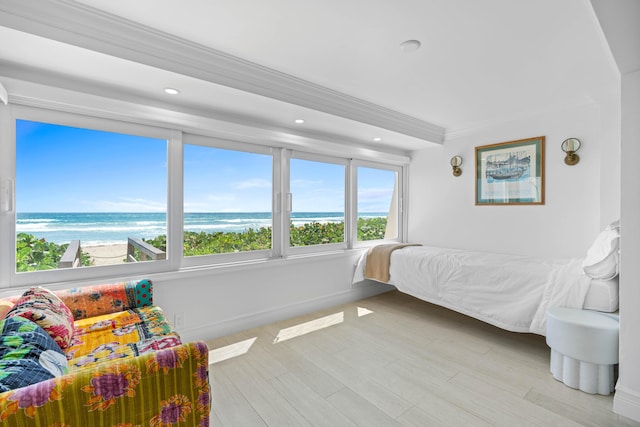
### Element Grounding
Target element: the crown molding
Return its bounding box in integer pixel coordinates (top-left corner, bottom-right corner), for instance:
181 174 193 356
2 75 411 165
0 0 445 144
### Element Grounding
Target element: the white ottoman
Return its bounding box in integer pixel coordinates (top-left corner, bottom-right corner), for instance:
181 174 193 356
546 307 619 395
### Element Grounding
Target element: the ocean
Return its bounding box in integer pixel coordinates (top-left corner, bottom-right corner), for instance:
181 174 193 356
16 212 384 246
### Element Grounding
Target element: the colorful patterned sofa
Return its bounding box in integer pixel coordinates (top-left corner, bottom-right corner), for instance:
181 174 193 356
0 279 210 426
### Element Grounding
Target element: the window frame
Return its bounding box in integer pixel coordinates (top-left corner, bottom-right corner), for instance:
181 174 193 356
0 98 409 288
286 150 349 256
3 105 178 287
180 133 276 268
350 159 406 248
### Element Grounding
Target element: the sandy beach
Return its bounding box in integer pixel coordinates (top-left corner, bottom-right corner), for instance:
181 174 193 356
84 244 129 266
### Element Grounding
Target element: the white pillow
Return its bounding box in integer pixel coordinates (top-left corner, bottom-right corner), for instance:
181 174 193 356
582 225 620 280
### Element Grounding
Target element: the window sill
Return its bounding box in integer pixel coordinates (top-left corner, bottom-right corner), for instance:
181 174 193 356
150 247 370 282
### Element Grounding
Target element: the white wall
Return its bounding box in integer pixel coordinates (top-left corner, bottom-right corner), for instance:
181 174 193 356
153 251 390 342
598 96 622 225
615 67 640 422
0 250 390 342
408 102 619 259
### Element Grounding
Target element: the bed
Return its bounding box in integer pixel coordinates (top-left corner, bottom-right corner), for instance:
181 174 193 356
352 222 620 336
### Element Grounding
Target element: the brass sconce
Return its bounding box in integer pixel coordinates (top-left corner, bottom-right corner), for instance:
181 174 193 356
450 155 462 176
561 138 581 166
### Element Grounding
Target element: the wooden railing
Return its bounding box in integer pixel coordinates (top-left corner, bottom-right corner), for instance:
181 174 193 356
58 238 166 268
127 237 166 262
58 240 82 268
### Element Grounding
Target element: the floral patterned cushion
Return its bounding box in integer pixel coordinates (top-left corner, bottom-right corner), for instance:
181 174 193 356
0 300 14 321
56 279 153 320
65 305 180 371
0 316 68 393
7 287 75 349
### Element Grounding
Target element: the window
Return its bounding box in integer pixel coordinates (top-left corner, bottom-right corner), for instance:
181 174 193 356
289 155 346 250
356 165 400 242
10 109 171 283
183 142 273 259
1 102 407 286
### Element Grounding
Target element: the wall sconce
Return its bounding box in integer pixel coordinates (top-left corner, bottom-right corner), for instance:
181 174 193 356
561 138 581 166
450 155 462 176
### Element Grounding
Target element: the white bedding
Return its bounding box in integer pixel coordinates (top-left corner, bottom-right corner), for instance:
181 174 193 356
583 277 619 312
353 245 594 335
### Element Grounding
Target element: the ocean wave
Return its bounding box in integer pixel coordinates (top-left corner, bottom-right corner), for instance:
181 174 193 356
16 223 52 231
17 224 166 233
16 218 59 224
15 212 380 245
132 221 166 226
291 217 344 223
290 220 344 227
213 218 270 224
184 222 271 231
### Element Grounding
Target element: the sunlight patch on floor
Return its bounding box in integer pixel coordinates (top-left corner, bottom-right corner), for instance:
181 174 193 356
274 312 344 343
357 307 374 317
209 337 257 364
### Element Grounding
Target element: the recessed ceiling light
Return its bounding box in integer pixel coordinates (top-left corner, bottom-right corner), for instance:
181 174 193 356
294 119 305 124
164 87 180 95
373 137 382 142
399 39 421 53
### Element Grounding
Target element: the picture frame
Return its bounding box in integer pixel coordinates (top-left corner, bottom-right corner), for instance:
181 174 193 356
475 136 545 205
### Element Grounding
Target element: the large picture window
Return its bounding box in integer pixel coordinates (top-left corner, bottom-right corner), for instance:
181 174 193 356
182 143 273 258
289 156 346 249
356 165 399 241
15 118 168 272
2 103 407 286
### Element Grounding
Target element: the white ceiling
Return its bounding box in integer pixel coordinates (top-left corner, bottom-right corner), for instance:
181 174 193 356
0 0 619 154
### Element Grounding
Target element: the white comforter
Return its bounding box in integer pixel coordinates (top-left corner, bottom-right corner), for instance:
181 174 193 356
353 246 592 335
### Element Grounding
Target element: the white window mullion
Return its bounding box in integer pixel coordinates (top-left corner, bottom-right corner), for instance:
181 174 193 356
346 159 356 249
167 129 183 270
271 148 287 259
401 163 409 242
278 149 291 258
0 104 15 288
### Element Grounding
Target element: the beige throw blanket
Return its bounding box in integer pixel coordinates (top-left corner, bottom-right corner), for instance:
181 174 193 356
364 243 421 283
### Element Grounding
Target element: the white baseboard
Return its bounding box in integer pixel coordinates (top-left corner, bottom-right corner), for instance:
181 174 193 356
614 385 640 422
178 283 392 343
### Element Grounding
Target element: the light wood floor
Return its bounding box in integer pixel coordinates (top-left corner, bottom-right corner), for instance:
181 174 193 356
206 290 639 426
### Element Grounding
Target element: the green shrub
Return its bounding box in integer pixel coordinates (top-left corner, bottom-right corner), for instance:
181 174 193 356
16 233 92 272
289 221 344 246
358 216 388 241
145 216 387 254
16 217 388 267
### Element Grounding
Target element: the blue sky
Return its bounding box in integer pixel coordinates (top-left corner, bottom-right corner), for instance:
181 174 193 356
16 120 167 212
16 120 394 213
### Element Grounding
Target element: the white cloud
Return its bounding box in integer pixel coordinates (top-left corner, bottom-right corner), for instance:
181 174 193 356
358 188 393 201
291 178 324 188
232 178 271 190
84 198 166 212
185 192 271 212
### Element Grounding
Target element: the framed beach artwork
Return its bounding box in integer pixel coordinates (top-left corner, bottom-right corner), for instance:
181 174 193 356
475 136 545 205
